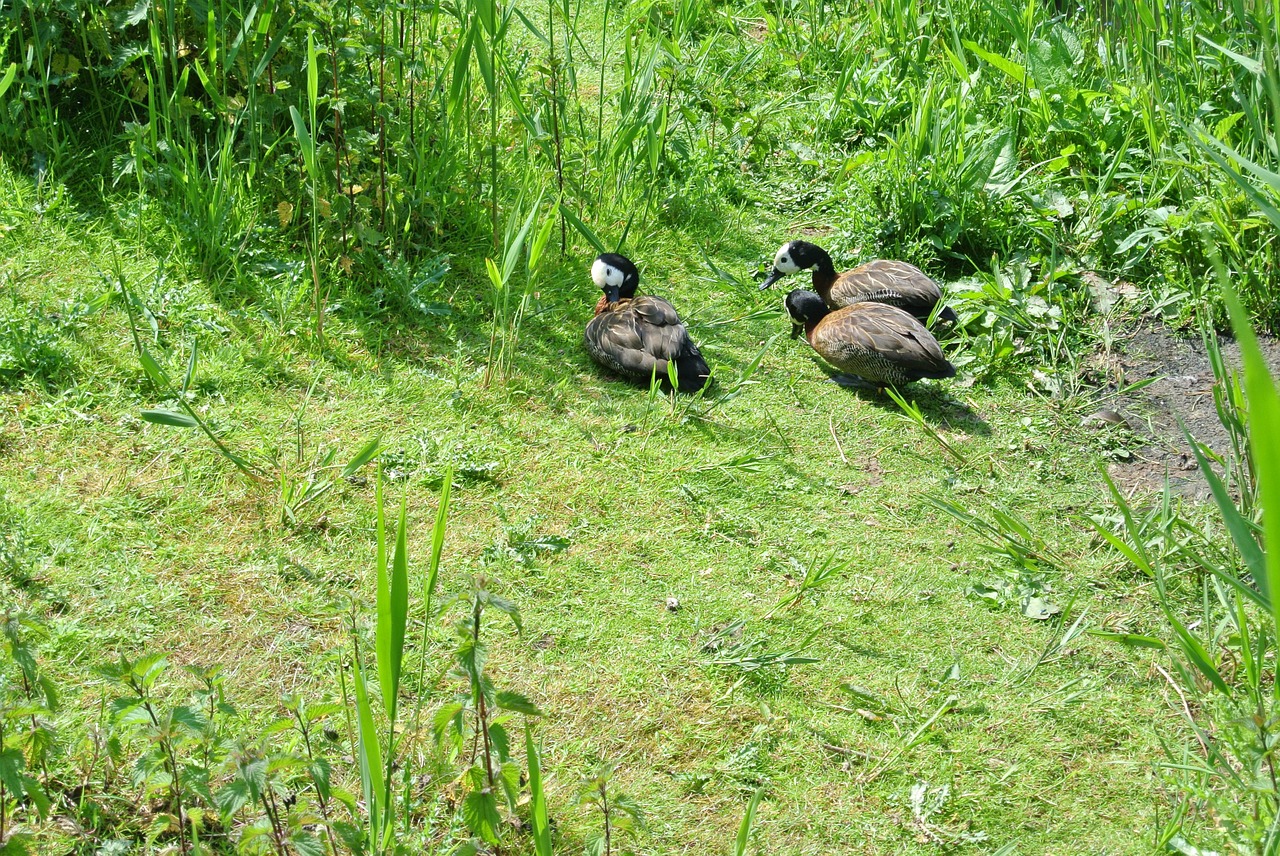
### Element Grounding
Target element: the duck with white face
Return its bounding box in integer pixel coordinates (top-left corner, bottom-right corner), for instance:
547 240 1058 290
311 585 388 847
761 239 958 325
590 253 638 307
583 252 710 393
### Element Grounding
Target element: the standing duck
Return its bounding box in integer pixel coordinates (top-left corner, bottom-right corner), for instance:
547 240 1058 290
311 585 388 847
583 253 710 393
785 289 955 389
760 240 958 323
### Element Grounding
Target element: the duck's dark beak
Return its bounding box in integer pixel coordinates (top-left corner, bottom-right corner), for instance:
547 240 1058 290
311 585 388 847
759 268 786 290
789 321 804 339
604 285 621 304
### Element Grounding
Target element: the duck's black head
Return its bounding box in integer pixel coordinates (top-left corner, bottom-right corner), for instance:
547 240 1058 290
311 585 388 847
784 289 829 337
591 253 640 304
760 240 831 290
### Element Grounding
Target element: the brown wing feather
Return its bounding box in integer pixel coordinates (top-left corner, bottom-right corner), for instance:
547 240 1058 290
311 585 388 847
584 295 708 390
810 303 953 383
828 260 943 318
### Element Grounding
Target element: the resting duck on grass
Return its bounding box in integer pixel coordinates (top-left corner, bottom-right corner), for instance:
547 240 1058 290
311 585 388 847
785 289 956 390
583 253 710 393
761 240 958 324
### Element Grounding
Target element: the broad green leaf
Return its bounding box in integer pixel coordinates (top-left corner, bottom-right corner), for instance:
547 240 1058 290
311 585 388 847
1174 621 1231 696
962 39 1026 84
425 467 453 620
1183 428 1267 597
289 106 317 183
139 350 170 387
306 31 318 112
462 789 502 844
0 63 17 101
1197 34 1263 75
485 257 504 291
141 409 198 428
495 690 543 716
502 196 542 282
181 342 197 394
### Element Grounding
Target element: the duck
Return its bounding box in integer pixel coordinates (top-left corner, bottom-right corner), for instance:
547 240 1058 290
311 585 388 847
583 253 710 393
785 289 956 389
760 240 958 323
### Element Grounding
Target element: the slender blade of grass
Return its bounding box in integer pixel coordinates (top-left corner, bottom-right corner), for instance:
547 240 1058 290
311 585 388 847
1217 259 1280 659
352 653 386 846
343 436 383 478
734 788 763 856
525 724 553 856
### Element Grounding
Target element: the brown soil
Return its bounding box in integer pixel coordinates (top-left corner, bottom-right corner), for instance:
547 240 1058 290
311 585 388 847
1097 322 1280 499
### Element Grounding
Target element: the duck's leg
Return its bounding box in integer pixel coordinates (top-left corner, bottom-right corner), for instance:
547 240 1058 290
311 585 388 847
828 374 880 391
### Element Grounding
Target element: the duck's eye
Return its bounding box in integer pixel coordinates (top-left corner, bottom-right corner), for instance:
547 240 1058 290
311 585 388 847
781 256 789 265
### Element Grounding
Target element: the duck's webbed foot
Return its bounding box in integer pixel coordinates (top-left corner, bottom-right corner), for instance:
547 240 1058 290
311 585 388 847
828 374 880 392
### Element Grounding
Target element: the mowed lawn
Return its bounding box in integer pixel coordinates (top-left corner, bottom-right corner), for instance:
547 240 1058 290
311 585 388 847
0 160 1195 853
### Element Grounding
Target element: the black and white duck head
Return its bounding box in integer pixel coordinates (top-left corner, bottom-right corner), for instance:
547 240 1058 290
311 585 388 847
759 240 833 290
591 253 640 304
784 288 830 337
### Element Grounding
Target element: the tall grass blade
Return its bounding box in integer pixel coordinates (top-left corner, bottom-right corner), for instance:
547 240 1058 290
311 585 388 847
343 437 383 478
1216 258 1280 652
353 652 386 848
1181 425 1266 596
526 724 553 856
733 788 763 856
558 203 608 253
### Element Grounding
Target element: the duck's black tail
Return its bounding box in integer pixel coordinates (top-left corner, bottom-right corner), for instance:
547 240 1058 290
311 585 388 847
672 351 711 393
938 305 959 324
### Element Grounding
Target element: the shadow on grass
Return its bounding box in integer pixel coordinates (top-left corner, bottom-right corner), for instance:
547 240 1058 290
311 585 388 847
800 356 992 437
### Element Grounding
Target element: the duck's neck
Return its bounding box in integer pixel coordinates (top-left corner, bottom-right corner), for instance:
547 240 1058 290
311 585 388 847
594 295 633 315
803 317 823 343
808 249 838 300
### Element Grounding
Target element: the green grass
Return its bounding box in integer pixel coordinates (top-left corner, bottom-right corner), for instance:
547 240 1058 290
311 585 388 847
0 157 1208 851
2 0 1278 849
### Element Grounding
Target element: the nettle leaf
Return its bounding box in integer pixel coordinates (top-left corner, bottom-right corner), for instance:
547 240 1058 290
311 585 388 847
170 705 208 734
499 760 521 808
114 703 157 728
0 747 28 795
434 701 466 745
308 757 331 799
304 702 343 723
23 775 52 819
457 636 488 686
479 592 523 634
488 721 510 762
37 674 58 711
0 831 32 855
288 830 327 856
462 789 503 844
215 777 252 819
495 690 543 717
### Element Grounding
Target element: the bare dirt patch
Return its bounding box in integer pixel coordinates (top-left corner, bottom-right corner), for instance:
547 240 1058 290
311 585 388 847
1098 323 1280 499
